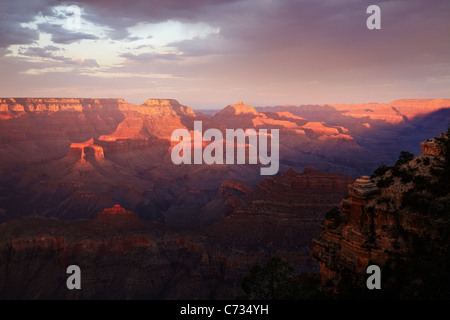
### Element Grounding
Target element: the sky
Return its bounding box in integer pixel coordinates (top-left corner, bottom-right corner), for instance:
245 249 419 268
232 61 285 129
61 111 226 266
0 0 449 109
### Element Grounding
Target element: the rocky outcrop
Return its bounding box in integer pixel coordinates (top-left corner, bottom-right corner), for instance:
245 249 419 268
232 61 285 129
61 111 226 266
312 131 450 298
99 98 195 142
212 101 352 139
224 101 258 115
0 98 83 114
0 98 127 169
211 102 258 128
312 175 385 289
0 98 133 116
0 98 194 148
142 99 195 116
420 134 446 157
70 138 105 162
95 204 140 220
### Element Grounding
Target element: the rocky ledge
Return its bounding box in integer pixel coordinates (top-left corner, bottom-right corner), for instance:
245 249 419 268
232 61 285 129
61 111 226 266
312 129 450 299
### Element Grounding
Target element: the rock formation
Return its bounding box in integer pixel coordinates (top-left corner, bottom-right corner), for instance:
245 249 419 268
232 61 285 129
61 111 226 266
99 98 195 142
70 138 105 162
1 126 450 299
420 134 446 157
0 206 206 299
0 166 356 300
312 130 450 299
1 97 449 226
209 168 355 274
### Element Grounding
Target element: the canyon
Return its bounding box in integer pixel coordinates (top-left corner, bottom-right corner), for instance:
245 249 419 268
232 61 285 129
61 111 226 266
0 97 449 225
0 97 449 299
0 167 354 299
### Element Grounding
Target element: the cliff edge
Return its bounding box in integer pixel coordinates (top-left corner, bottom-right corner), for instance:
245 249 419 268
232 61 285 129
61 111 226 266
312 128 450 299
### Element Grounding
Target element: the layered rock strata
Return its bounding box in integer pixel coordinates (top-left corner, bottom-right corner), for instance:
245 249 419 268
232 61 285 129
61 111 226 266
312 131 450 298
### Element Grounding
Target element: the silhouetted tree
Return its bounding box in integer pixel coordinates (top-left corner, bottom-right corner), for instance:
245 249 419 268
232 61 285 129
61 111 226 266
241 257 294 300
395 151 414 166
371 165 391 178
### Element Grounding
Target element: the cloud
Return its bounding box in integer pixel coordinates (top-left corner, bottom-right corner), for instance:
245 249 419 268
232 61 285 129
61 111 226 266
0 48 12 57
1 0 450 108
75 0 244 26
0 25 40 48
19 45 99 68
0 1 102 47
107 28 138 41
0 0 62 48
20 46 63 59
71 58 99 68
166 33 230 58
121 51 183 61
37 22 99 44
